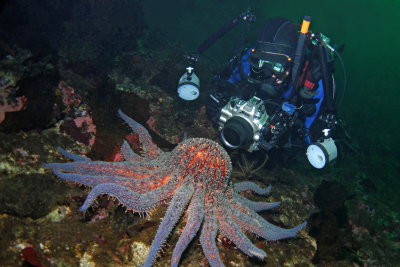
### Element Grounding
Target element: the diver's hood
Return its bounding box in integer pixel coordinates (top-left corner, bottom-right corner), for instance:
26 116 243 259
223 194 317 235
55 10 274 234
249 18 298 69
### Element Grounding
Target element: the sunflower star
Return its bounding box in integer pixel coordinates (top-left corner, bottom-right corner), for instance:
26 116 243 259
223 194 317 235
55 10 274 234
45 110 306 267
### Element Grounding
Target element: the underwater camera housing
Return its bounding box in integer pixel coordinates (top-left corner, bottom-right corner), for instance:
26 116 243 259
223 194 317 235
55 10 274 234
218 96 297 153
218 96 269 152
219 96 338 168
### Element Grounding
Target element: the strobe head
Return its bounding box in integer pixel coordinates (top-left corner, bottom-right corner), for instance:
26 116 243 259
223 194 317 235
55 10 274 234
177 66 200 101
306 137 337 169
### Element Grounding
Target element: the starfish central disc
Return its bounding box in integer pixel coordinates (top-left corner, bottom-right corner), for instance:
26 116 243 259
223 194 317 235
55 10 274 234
170 138 232 188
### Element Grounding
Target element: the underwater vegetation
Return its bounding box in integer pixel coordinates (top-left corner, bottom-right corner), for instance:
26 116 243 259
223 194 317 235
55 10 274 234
45 110 306 266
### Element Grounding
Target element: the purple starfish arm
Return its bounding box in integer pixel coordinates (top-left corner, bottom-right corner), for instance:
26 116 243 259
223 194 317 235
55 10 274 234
142 184 194 267
235 193 281 212
118 109 162 159
50 169 131 187
230 196 307 241
56 147 91 162
226 199 278 240
44 160 161 179
234 182 272 195
200 209 224 267
171 190 205 267
219 211 267 259
48 170 168 193
79 181 177 213
120 140 143 162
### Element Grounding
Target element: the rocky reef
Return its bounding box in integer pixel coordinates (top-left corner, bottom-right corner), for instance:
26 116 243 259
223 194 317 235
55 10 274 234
0 1 399 266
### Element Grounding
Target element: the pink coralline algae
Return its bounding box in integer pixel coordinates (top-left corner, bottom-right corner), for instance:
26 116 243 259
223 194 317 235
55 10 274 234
0 86 26 123
57 81 81 107
56 81 96 147
45 110 306 267
59 115 96 147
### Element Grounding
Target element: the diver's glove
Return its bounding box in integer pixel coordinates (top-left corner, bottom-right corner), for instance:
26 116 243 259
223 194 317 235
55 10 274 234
206 78 239 125
322 112 338 130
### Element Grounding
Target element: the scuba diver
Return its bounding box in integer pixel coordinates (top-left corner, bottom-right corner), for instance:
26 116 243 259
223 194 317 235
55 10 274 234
177 14 345 168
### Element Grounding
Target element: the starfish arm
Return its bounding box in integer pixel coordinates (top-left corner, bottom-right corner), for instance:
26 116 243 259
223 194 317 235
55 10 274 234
225 200 276 240
171 190 205 267
235 193 281 212
199 209 225 267
79 181 177 213
118 109 162 159
218 209 267 260
51 169 130 187
142 184 194 267
234 182 271 195
232 196 307 241
56 147 91 161
44 160 160 179
49 170 169 193
120 140 143 162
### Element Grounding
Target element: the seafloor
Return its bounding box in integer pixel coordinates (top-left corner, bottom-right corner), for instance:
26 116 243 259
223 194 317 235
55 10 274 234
0 4 399 266
0 44 399 267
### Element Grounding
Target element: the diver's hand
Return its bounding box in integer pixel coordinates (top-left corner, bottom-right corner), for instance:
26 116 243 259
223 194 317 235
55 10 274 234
319 112 338 129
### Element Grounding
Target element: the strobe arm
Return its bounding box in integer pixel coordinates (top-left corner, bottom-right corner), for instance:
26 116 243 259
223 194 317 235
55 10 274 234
195 9 255 55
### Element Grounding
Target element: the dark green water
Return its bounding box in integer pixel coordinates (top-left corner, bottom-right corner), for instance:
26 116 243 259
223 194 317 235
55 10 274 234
143 0 400 151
